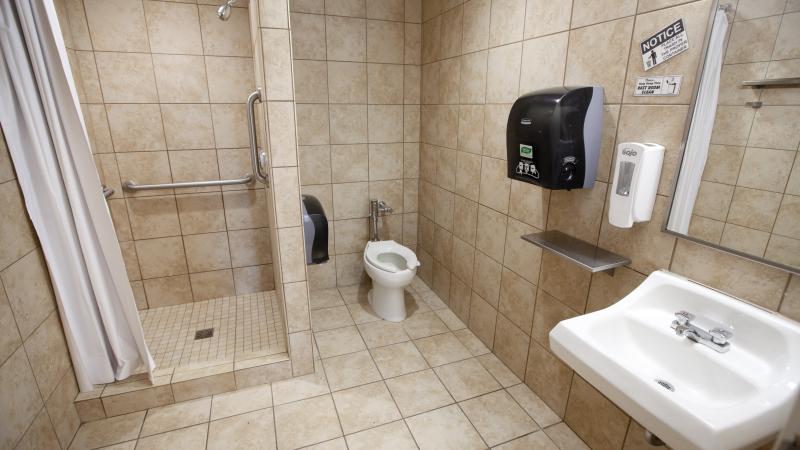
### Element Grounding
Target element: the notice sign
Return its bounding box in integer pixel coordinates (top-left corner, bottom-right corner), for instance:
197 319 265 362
633 75 683 96
641 19 689 70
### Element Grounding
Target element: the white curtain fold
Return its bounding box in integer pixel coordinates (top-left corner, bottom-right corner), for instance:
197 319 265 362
668 9 729 233
0 0 154 391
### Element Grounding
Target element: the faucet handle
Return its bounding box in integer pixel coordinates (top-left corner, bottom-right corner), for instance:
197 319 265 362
674 311 694 325
709 328 732 345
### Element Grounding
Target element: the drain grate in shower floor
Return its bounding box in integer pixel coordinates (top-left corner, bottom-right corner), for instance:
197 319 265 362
194 328 214 340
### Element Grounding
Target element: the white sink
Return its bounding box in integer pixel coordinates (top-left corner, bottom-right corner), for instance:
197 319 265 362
550 270 800 450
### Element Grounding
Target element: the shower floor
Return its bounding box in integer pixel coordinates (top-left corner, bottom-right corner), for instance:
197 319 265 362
139 290 287 370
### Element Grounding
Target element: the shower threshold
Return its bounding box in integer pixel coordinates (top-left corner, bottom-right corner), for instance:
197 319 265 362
74 290 294 423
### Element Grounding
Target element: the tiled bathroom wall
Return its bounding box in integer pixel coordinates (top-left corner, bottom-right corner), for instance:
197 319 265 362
417 0 800 448
54 0 275 310
0 130 81 448
289 0 422 288
691 3 800 267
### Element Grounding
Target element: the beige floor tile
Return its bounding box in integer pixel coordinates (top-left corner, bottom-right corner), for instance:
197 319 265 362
492 431 558 449
418 290 448 310
460 391 538 447
332 381 402 434
434 308 467 330
414 332 472 366
357 320 410 347
370 341 429 378
338 284 370 305
299 437 347 449
544 422 590 450
69 411 145 449
452 328 491 356
506 384 560 429
271 368 330 405
405 404 487 450
207 408 276 450
477 353 521 388
402 311 450 339
322 350 382 391
346 302 382 324
97 441 136 449
345 420 418 450
314 326 366 358
434 358 502 401
275 395 343 450
411 277 431 292
310 288 345 309
210 384 272 420
135 423 208 450
385 369 454 417
140 397 211 437
311 306 355 331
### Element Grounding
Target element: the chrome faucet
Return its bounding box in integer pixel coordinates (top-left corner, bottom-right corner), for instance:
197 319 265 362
369 200 393 242
671 311 733 353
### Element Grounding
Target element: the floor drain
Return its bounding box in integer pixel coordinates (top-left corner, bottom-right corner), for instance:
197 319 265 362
194 328 214 340
655 379 675 392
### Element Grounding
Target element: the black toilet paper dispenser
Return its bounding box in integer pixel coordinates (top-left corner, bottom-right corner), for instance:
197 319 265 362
506 86 604 190
301 195 329 265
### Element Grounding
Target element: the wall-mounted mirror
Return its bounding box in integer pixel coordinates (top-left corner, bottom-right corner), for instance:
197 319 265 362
666 0 800 274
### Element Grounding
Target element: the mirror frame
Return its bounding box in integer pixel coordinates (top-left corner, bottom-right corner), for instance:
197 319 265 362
662 0 800 276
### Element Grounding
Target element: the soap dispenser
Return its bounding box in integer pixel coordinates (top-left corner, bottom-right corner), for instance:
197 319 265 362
608 142 664 228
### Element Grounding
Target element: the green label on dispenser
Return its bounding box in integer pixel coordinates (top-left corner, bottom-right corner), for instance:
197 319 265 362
519 144 533 159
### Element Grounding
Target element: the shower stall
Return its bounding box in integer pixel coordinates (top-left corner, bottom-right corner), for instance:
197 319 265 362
48 0 312 406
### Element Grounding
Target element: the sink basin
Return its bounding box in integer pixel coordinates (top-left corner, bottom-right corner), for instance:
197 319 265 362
550 270 800 450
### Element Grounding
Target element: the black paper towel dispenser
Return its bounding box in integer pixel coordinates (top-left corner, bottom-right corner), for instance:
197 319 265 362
506 86 603 190
301 195 329 265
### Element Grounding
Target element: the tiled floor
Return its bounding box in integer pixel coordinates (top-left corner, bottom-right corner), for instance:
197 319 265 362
140 291 286 369
70 279 589 450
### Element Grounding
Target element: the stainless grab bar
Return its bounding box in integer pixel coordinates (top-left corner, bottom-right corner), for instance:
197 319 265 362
122 88 269 192
247 88 269 185
123 174 253 191
102 185 114 198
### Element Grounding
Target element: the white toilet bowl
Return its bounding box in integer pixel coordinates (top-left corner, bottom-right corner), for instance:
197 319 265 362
363 240 420 322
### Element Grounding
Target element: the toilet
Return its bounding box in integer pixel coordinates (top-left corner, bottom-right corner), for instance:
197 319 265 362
363 240 420 322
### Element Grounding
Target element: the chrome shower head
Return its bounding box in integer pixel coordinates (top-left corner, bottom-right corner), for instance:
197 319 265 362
216 0 237 20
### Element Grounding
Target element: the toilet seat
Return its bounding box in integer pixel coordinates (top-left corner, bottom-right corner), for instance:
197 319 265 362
364 240 419 273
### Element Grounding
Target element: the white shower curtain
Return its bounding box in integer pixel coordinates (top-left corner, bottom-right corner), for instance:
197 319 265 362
668 8 729 233
0 1 154 391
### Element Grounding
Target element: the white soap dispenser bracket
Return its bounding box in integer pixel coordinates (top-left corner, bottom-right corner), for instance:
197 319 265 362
608 142 665 228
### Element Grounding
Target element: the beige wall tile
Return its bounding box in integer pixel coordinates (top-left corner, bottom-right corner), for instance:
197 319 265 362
290 13 327 60
190 270 236 300
199 5 253 57
279 227 307 283
748 106 800 151
327 16 367 62
184 232 232 273
520 32 568 95
565 376 630 450
492 314 530 379
367 20 404 63
524 341 572 417
296 104 331 145
462 0 490 53
95 52 158 103
333 182 370 219
774 195 800 240
152 55 209 103
176 193 227 235
232 265 275 294
105 104 166 152
205 56 255 103
485 43 522 104
127 196 181 240
330 105 368 144
726 187 782 232
162 104 215 150
136 236 188 279
144 1 203 55
671 240 789 310
84 0 149 52
489 0 525 47
294 60 329 103
262 29 295 101
564 17 634 103
211 104 249 149
725 16 781 64
223 189 270 230
523 0 571 39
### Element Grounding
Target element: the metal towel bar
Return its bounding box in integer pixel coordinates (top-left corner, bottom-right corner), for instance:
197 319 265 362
122 88 268 192
123 174 253 191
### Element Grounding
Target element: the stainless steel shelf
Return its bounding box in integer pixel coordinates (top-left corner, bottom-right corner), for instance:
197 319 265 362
741 77 800 87
521 230 630 273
